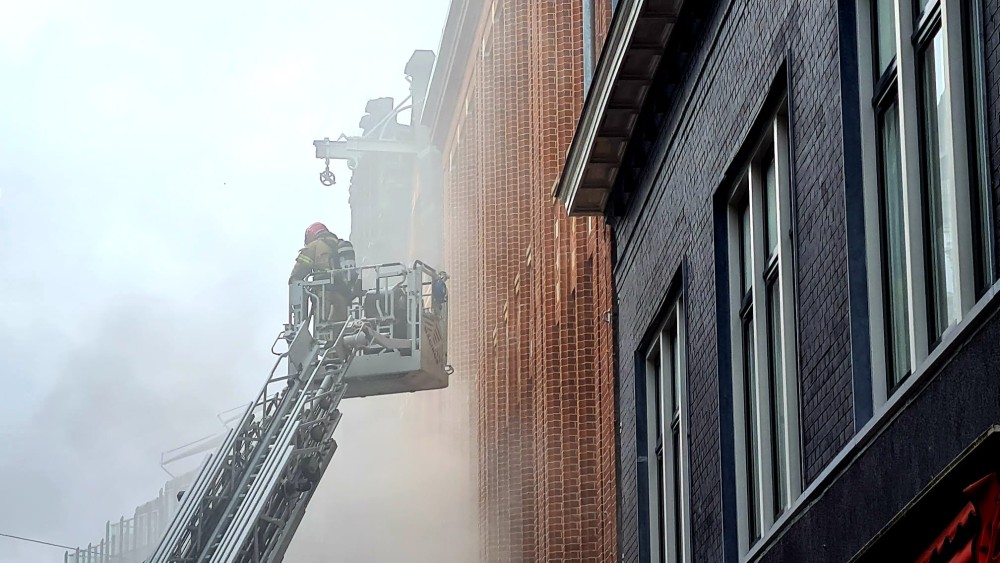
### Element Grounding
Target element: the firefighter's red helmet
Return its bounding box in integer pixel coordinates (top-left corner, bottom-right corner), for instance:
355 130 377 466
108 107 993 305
304 222 330 244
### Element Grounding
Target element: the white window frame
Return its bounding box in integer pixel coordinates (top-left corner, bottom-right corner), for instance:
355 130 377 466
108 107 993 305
727 110 802 554
856 0 995 406
643 299 692 563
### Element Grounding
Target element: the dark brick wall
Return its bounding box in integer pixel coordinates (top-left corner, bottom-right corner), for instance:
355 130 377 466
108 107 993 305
788 0 856 479
608 0 853 561
756 297 1000 563
988 0 1000 254
758 3 1000 560
609 0 1000 561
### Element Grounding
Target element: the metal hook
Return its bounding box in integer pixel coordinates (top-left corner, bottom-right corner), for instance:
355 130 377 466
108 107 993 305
319 158 336 186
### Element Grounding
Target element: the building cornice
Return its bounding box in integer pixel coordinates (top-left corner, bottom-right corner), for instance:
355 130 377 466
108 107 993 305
553 0 686 216
421 0 490 153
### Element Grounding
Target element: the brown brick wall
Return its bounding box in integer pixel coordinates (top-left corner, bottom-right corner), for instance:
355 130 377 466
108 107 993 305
438 1 617 561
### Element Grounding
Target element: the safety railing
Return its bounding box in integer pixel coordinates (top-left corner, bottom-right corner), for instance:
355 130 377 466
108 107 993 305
288 261 447 356
64 473 194 563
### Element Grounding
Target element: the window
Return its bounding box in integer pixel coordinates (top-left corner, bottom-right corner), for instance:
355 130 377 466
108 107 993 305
643 299 691 562
869 1 913 387
859 0 995 404
728 109 801 553
961 0 994 294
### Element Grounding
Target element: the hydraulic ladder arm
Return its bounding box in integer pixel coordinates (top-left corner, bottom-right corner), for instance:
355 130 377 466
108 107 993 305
146 287 374 562
144 262 449 563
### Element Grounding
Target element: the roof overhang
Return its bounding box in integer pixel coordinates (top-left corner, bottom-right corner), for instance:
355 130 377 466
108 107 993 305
554 0 685 216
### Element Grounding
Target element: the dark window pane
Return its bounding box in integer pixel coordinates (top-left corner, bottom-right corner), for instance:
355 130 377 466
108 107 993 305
767 281 788 516
740 203 753 295
672 425 683 562
963 0 995 293
873 0 897 77
879 103 912 386
765 157 779 256
657 449 666 563
919 32 962 339
742 318 760 542
669 330 681 417
652 358 663 444
651 356 666 562
914 0 934 21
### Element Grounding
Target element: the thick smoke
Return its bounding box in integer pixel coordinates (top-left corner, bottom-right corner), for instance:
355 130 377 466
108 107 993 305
0 1 472 561
284 394 478 562
0 256 477 562
0 284 273 562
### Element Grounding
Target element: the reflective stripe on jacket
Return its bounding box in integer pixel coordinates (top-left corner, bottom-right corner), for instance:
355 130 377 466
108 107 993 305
289 235 341 282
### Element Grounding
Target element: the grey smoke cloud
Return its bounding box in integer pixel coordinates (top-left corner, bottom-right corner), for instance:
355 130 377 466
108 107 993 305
284 394 478 562
0 1 463 561
0 291 261 555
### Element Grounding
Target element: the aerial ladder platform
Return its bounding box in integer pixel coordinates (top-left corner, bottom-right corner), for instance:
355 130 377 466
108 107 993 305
142 261 449 563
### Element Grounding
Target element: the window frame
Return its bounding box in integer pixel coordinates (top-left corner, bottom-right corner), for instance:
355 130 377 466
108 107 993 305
960 0 995 296
642 299 693 563
875 99 912 391
857 0 996 407
727 109 802 554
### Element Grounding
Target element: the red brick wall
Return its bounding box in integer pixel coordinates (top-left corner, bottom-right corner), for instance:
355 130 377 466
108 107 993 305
439 1 616 561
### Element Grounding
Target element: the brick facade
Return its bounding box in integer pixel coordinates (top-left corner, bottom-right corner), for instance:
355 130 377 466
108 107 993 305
427 1 617 561
607 1 854 559
597 0 1000 561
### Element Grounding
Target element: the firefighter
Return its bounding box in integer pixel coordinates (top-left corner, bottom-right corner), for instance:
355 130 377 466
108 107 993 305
289 222 350 329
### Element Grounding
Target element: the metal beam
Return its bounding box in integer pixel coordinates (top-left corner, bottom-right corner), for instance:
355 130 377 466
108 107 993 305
313 137 422 161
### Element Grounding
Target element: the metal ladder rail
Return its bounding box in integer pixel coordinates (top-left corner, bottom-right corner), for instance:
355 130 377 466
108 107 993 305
194 317 365 562
147 390 277 563
147 278 404 562
230 367 352 562
146 321 316 563
207 357 341 560
214 446 294 560
193 337 330 562
155 390 292 560
254 409 345 563
145 430 234 562
212 349 358 562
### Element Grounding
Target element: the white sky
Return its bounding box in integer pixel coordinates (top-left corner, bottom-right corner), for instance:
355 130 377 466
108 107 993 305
0 0 450 560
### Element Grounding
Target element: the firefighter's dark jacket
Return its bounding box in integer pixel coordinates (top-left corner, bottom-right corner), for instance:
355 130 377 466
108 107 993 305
289 235 340 283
